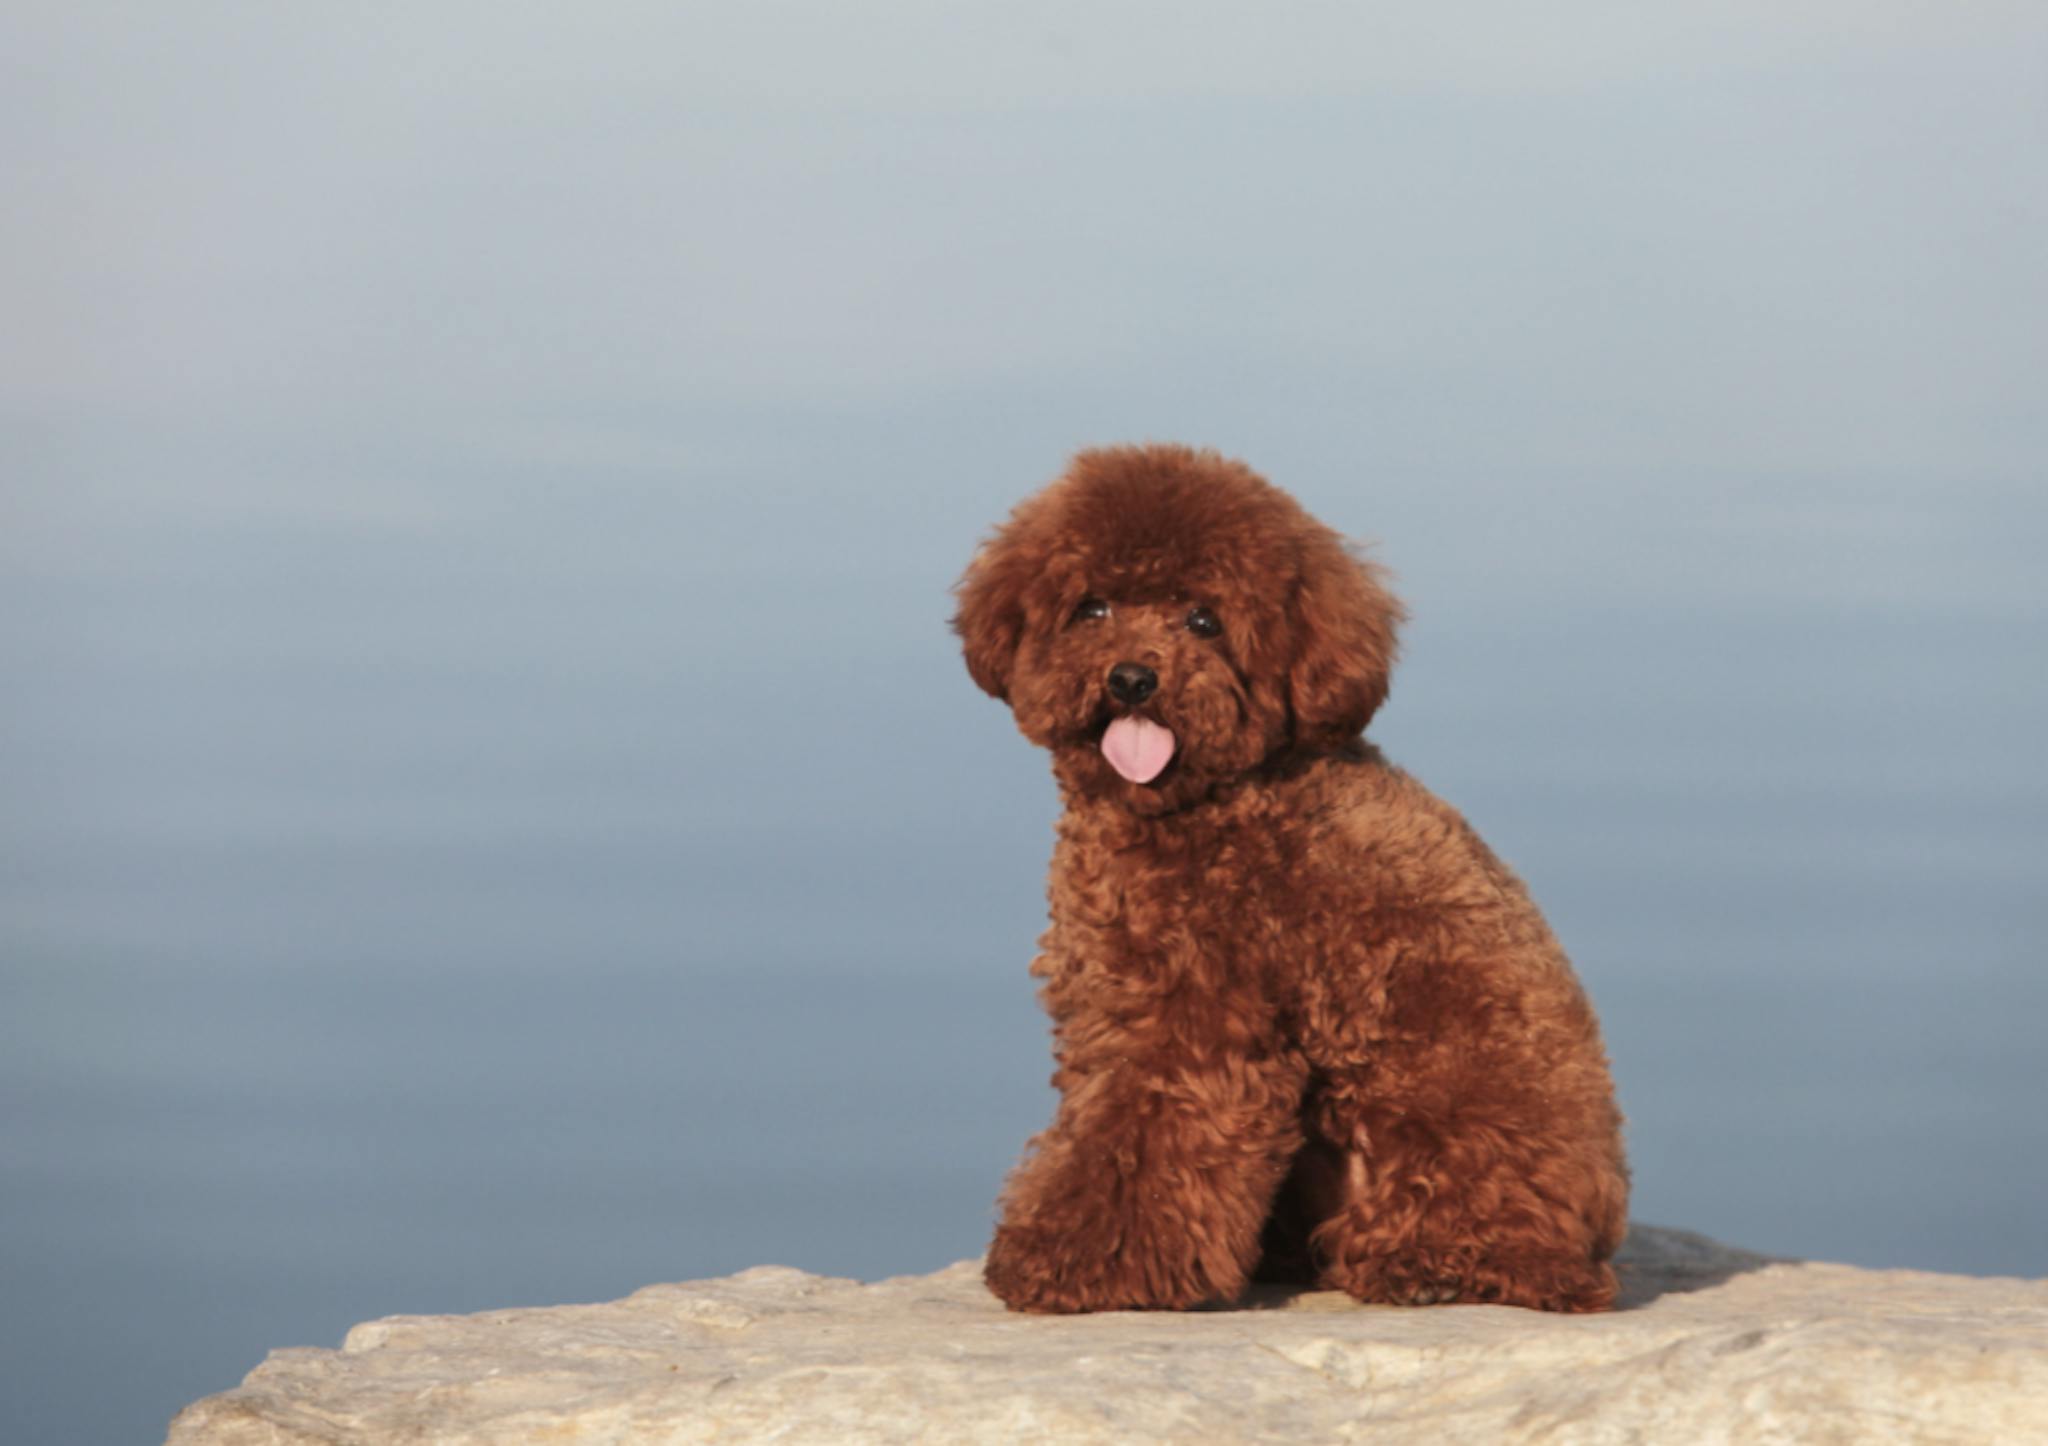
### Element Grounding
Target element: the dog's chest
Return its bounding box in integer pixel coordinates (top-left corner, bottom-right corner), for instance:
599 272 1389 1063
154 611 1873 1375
1042 818 1305 994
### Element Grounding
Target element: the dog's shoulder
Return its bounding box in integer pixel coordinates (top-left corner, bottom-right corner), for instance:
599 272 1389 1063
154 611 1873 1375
1305 751 1529 916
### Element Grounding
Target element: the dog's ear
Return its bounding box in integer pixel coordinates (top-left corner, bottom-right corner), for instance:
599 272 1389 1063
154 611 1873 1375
1287 534 1405 745
951 528 1034 701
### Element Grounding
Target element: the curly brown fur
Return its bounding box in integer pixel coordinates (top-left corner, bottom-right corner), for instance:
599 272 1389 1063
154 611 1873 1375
955 445 1629 1314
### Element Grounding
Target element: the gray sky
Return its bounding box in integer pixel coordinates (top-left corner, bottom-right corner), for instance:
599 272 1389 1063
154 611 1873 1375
7 3 2043 484
3 0 2043 977
5 0 2043 930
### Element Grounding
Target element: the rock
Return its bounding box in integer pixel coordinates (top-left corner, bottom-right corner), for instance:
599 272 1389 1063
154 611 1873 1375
167 1225 2048 1444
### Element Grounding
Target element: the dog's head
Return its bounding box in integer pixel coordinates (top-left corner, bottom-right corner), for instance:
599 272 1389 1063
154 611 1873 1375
953 445 1403 812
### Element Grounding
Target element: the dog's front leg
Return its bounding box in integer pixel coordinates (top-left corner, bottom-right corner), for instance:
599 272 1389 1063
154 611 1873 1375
984 1045 1306 1313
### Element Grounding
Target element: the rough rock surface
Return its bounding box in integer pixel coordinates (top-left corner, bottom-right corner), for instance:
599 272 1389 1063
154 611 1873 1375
168 1225 2047 1444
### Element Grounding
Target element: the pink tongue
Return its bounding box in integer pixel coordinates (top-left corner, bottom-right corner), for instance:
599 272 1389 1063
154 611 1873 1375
1101 715 1178 784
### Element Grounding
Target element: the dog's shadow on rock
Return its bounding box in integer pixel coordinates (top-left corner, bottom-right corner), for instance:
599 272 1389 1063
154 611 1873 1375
1224 1223 1785 1314
1609 1222 1787 1309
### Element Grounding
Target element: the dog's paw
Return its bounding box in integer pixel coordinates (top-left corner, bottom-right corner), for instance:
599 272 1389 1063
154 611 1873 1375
984 1222 1216 1314
1324 1247 1617 1313
984 1225 1118 1313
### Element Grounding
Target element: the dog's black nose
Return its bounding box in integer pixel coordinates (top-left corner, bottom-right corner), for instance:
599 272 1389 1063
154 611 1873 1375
1107 662 1158 705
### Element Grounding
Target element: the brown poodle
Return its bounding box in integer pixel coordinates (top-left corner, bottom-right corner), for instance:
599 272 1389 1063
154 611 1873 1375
953 444 1628 1314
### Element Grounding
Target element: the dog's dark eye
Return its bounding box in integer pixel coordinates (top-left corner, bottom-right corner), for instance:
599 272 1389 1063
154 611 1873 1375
1072 596 1110 623
1186 606 1222 638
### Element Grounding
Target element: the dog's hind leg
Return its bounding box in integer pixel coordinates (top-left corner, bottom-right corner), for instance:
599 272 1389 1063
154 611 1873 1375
1299 1074 1624 1312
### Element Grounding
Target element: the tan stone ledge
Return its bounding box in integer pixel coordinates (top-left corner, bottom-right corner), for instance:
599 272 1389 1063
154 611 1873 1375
168 1225 2048 1444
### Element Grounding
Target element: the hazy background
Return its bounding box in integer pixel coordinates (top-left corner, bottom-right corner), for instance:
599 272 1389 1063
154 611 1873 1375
4 3 2044 1439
